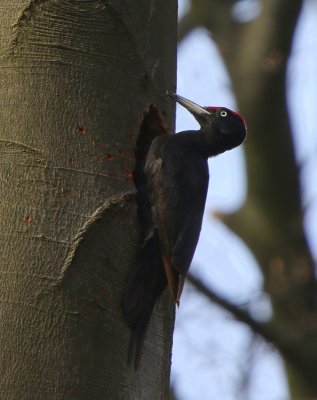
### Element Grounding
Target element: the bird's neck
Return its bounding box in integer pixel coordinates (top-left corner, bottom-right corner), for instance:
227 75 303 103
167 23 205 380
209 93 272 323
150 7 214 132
186 131 226 158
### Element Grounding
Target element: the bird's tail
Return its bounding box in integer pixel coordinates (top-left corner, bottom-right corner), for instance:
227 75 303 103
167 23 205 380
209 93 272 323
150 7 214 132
122 234 167 369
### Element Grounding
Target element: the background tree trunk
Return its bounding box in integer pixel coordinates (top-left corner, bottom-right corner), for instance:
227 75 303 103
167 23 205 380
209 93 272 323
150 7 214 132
179 0 317 397
0 1 177 399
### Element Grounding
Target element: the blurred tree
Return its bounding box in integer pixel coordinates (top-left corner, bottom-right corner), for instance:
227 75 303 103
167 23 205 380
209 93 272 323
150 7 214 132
179 0 317 397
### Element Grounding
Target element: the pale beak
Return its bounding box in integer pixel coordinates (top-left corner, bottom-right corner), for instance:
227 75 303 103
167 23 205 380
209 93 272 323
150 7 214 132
166 91 211 117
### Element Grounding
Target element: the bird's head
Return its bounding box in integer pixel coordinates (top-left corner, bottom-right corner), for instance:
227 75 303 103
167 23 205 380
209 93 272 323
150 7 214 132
167 92 247 154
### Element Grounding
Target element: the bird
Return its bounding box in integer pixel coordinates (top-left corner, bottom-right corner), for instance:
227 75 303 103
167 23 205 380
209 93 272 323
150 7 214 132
122 92 247 368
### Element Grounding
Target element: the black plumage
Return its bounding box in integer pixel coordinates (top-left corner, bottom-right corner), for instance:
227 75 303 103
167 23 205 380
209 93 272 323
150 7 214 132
122 92 247 367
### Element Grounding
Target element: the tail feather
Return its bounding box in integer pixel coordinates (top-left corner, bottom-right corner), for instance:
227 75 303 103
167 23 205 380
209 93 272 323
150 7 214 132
122 234 167 369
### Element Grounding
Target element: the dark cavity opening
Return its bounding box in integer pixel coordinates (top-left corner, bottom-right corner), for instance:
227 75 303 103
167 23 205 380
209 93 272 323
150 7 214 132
133 105 169 237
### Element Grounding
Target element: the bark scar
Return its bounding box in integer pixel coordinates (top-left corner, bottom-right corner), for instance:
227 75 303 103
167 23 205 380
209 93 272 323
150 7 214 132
59 192 137 286
0 139 43 155
10 0 47 52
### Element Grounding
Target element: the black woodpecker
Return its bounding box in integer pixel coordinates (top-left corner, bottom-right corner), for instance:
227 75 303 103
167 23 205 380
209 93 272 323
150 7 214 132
122 92 247 368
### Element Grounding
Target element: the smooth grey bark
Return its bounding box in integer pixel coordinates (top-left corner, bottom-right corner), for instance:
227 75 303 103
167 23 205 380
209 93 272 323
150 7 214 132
0 1 177 399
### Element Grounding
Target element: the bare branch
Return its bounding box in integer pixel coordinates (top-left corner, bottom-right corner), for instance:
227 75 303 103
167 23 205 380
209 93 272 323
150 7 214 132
187 274 277 344
178 0 237 45
178 9 196 42
188 273 317 391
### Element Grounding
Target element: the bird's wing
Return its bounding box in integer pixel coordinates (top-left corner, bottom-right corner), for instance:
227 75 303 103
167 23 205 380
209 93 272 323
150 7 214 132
145 137 209 303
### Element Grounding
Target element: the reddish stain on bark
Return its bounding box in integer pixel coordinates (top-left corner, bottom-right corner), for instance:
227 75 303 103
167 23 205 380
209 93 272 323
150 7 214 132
75 126 87 135
123 169 134 181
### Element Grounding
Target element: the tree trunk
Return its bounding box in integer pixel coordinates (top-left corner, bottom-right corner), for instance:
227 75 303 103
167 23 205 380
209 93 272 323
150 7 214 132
0 1 177 399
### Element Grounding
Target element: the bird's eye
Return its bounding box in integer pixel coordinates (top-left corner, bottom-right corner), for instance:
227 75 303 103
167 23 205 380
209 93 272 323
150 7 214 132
220 110 227 117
